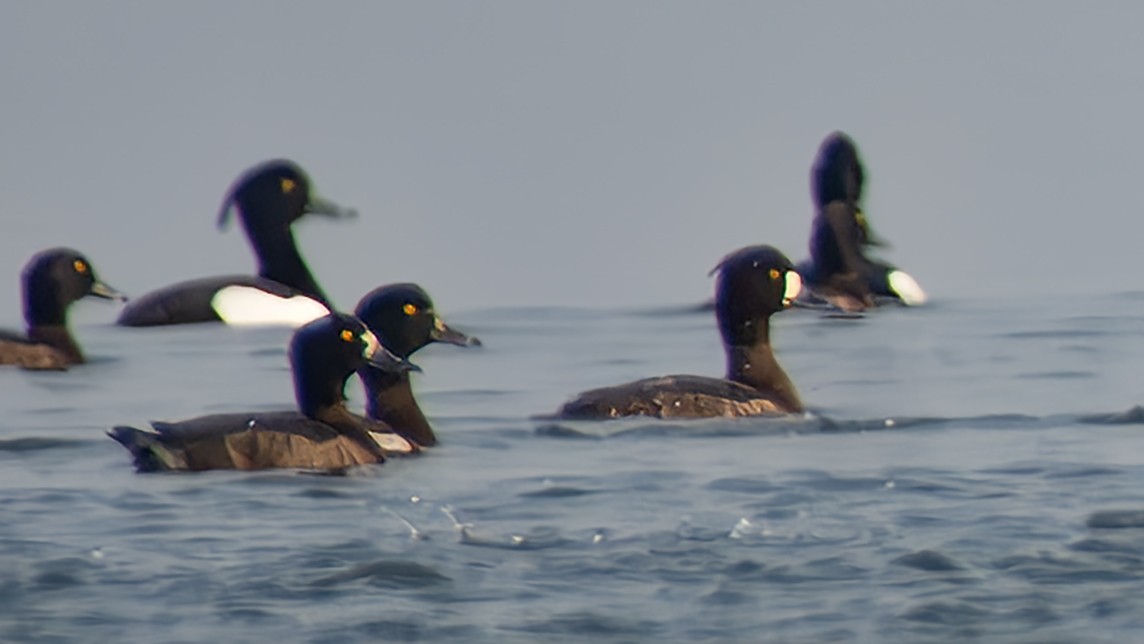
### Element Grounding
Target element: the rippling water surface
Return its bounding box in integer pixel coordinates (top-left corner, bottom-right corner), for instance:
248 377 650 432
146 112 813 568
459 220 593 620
5 293 1144 642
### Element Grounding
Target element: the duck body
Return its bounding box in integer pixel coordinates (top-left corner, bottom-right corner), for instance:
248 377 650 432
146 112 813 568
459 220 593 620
109 312 419 473
116 275 327 327
109 409 415 472
354 283 481 447
117 160 353 328
0 248 125 370
796 201 881 311
556 245 803 421
558 374 793 419
0 331 82 371
795 132 927 310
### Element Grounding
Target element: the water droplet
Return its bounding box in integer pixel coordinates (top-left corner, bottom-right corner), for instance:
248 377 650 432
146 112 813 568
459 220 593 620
729 517 753 539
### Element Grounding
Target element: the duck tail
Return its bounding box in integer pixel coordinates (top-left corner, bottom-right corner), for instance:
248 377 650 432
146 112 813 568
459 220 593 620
108 426 185 473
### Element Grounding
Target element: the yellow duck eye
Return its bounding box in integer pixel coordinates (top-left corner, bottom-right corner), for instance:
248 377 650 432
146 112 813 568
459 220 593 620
403 303 418 316
73 259 88 274
339 329 354 342
280 178 296 194
768 268 781 280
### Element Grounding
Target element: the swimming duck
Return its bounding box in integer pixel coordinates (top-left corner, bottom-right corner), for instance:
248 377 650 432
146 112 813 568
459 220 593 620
354 283 481 447
0 248 126 370
795 132 927 311
109 312 420 472
557 245 803 419
116 160 355 327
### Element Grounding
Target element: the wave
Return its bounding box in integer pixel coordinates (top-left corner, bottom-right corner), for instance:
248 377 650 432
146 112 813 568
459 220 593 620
533 412 1053 440
0 437 92 452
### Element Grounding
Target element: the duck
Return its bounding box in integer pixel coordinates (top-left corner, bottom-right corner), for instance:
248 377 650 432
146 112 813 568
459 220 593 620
794 132 927 311
109 312 421 472
354 283 481 447
0 248 126 370
116 159 356 327
557 245 803 420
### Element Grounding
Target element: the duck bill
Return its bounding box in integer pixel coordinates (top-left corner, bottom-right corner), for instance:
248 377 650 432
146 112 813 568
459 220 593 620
305 195 358 220
782 271 803 307
362 330 421 374
430 317 482 347
90 280 128 302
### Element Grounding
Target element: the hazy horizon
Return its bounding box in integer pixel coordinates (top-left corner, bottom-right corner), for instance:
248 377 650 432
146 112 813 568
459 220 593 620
4 3 1143 318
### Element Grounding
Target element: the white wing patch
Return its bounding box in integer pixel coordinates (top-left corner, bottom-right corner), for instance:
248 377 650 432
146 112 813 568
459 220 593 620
211 286 330 326
887 270 928 306
783 271 803 305
369 431 417 454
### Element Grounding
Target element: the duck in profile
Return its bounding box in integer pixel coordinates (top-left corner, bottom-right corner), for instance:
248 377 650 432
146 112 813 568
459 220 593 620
0 248 126 370
354 283 481 447
116 159 356 327
794 132 927 311
557 245 803 420
109 312 421 472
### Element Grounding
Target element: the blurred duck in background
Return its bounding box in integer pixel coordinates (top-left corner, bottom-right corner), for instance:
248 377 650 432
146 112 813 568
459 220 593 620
0 247 126 370
117 159 355 327
794 131 927 312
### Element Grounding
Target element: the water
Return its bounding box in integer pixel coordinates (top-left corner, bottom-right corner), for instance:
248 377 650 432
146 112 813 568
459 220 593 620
4 294 1144 642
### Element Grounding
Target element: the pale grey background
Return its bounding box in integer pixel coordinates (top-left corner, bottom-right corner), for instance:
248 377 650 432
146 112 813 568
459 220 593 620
2 2 1140 315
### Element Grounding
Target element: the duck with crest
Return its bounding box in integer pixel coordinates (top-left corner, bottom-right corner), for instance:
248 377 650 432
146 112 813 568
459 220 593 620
794 131 927 311
354 283 481 447
116 159 355 327
557 245 803 419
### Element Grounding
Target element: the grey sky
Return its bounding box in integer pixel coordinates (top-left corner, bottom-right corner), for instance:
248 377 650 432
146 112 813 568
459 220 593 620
2 2 1142 315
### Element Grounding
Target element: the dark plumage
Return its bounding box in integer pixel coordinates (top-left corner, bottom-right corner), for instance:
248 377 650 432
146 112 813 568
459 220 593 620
109 313 420 472
354 283 481 447
796 132 926 310
811 131 865 208
116 160 355 327
557 245 803 420
0 248 126 370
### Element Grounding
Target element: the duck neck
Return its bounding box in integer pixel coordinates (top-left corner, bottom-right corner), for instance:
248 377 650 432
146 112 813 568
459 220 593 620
812 202 867 274
358 367 437 447
295 366 350 420
724 336 802 413
23 282 83 363
245 224 329 304
307 402 389 460
24 281 68 328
